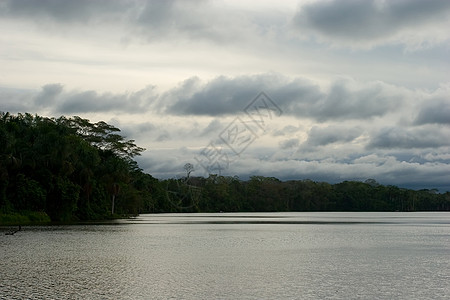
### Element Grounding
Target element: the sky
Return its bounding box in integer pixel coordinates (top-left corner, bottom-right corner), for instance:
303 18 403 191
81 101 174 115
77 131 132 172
1 0 449 191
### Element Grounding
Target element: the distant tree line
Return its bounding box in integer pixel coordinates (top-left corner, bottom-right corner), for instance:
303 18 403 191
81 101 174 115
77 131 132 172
159 175 450 213
1 112 449 224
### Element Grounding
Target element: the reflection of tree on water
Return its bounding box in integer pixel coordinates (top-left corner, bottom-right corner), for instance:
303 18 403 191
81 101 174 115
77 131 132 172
165 163 202 211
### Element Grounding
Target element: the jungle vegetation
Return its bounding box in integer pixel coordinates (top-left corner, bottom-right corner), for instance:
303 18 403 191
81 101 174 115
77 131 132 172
1 112 449 224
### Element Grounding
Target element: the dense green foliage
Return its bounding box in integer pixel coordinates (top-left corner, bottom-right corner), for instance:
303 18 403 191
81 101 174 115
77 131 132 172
0 112 158 222
160 176 450 213
1 112 449 224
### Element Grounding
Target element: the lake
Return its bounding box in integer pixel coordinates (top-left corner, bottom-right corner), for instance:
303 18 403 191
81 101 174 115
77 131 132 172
1 212 449 299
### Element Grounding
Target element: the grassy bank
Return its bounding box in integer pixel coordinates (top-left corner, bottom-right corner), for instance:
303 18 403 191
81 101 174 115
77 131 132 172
0 211 51 225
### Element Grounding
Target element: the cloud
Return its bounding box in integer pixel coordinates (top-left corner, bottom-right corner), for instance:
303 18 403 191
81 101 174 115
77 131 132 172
58 90 125 113
0 84 158 114
136 138 450 190
414 97 450 125
109 120 157 141
0 87 34 112
279 138 300 149
35 84 63 108
367 126 450 149
423 152 450 162
308 79 402 122
1 0 264 45
273 125 302 137
164 74 404 122
155 132 171 142
165 74 278 116
1 77 448 192
293 0 450 48
135 0 237 42
135 0 212 40
1 0 127 23
200 119 224 136
0 74 438 124
304 125 363 147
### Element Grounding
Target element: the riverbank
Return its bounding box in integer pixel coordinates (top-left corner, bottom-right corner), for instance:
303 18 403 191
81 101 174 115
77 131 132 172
0 211 51 226
0 211 137 226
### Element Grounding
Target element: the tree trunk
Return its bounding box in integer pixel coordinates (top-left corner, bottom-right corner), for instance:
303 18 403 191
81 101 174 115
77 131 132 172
111 194 115 215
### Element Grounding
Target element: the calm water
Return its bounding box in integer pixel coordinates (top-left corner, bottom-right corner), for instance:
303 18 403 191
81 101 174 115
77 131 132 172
1 212 449 299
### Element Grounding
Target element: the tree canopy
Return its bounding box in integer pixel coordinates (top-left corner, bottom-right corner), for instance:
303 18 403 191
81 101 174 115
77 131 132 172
1 112 449 224
0 112 154 222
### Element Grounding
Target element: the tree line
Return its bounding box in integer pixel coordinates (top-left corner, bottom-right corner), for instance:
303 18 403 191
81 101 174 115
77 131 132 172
160 175 450 213
1 112 449 224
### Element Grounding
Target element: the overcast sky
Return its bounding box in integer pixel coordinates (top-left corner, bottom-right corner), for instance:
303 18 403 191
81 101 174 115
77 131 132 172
1 0 449 191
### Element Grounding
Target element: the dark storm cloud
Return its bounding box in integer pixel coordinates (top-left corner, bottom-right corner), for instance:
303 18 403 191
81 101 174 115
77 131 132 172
305 125 362 147
58 91 127 113
1 0 127 22
56 86 157 114
164 74 401 121
0 75 438 125
134 0 256 43
0 84 157 114
414 98 450 125
367 126 450 149
1 0 251 44
293 0 450 41
308 80 399 122
165 75 276 116
34 84 63 108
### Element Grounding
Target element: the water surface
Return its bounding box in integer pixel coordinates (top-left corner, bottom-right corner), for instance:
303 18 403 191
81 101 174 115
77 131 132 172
1 212 449 299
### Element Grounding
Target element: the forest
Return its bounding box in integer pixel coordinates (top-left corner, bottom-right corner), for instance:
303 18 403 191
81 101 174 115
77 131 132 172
1 112 449 225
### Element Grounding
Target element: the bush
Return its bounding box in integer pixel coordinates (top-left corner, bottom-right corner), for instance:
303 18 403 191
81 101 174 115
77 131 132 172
0 211 51 225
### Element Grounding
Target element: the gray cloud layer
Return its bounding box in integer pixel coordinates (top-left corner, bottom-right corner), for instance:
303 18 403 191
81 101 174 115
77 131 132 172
163 74 404 122
368 126 450 149
1 0 257 44
305 125 363 147
415 98 450 125
1 74 448 153
293 0 450 47
30 84 158 114
3 0 449 49
1 0 127 22
3 74 410 123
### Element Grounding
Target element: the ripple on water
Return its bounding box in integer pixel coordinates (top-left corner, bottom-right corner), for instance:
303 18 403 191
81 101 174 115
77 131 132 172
1 213 450 299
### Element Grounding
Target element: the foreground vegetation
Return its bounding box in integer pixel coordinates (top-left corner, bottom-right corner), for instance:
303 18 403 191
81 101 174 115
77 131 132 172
0 112 153 223
1 112 449 225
